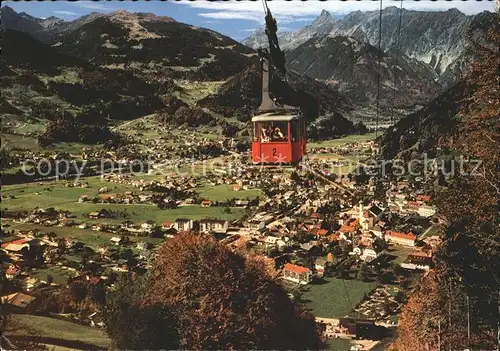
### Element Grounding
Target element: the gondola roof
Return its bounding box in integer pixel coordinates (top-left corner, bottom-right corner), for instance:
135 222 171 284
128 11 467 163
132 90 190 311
251 113 299 122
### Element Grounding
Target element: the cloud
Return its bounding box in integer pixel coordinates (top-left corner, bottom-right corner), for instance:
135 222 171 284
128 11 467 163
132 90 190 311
54 10 80 16
174 0 495 24
72 1 112 11
203 20 222 24
199 11 263 23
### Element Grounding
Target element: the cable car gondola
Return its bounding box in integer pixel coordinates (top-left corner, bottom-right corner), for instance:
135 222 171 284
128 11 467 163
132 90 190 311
251 0 306 165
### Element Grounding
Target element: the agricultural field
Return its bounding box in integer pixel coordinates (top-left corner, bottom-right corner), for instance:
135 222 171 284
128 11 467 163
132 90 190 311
37 68 82 85
11 119 46 134
2 199 245 225
2 133 93 154
112 113 221 137
306 133 378 175
1 133 42 152
309 154 366 175
2 177 138 212
308 132 378 149
299 277 374 319
2 175 246 231
3 221 127 249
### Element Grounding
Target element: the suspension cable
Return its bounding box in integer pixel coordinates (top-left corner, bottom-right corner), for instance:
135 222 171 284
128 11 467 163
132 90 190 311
391 0 404 126
317 41 320 142
261 0 268 15
375 0 383 138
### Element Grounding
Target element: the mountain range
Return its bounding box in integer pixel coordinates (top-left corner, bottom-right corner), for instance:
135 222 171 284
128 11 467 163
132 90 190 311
1 6 256 82
243 7 496 86
285 35 442 108
0 5 496 148
0 5 357 146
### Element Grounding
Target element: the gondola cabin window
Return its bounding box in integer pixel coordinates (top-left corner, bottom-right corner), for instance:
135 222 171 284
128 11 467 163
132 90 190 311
290 120 300 142
260 121 288 142
253 122 259 142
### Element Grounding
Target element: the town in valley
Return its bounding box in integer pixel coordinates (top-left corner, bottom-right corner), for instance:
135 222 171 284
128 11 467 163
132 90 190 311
1 1 498 350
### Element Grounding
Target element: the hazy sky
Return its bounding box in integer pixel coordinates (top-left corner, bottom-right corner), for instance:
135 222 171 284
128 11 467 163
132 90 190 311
2 0 496 40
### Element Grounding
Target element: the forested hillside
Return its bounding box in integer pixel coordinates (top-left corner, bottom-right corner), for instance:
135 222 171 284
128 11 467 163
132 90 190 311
392 13 499 350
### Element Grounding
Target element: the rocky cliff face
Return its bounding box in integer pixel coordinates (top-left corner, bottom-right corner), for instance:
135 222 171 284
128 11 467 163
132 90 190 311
243 9 338 51
329 8 479 85
286 35 441 107
243 7 496 85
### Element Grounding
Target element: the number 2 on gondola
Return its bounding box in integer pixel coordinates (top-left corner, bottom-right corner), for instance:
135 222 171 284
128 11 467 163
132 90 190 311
272 148 277 157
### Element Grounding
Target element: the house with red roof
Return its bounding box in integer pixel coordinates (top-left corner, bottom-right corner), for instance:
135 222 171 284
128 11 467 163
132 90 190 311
417 195 431 202
314 257 328 276
326 233 340 243
201 200 213 207
5 265 21 279
162 221 173 230
1 292 37 313
311 228 329 238
1 239 30 252
338 213 350 225
282 263 312 285
339 218 358 234
407 201 421 212
385 231 417 247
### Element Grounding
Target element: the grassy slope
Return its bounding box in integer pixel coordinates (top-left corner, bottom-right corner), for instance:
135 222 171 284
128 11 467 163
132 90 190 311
29 265 77 285
6 314 111 349
175 80 225 106
327 338 354 351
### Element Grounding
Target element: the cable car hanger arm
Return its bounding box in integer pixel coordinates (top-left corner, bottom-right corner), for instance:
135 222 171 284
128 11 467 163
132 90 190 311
261 0 286 77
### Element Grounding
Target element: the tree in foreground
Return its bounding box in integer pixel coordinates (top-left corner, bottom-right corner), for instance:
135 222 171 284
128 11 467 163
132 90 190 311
392 11 500 351
104 232 323 350
102 273 179 349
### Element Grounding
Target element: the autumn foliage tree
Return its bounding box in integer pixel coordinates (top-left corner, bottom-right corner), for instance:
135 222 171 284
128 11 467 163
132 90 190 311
392 12 500 351
102 273 178 349
104 232 323 350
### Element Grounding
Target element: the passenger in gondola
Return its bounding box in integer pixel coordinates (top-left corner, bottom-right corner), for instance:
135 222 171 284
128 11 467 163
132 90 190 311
262 125 272 142
261 128 269 142
273 126 285 141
